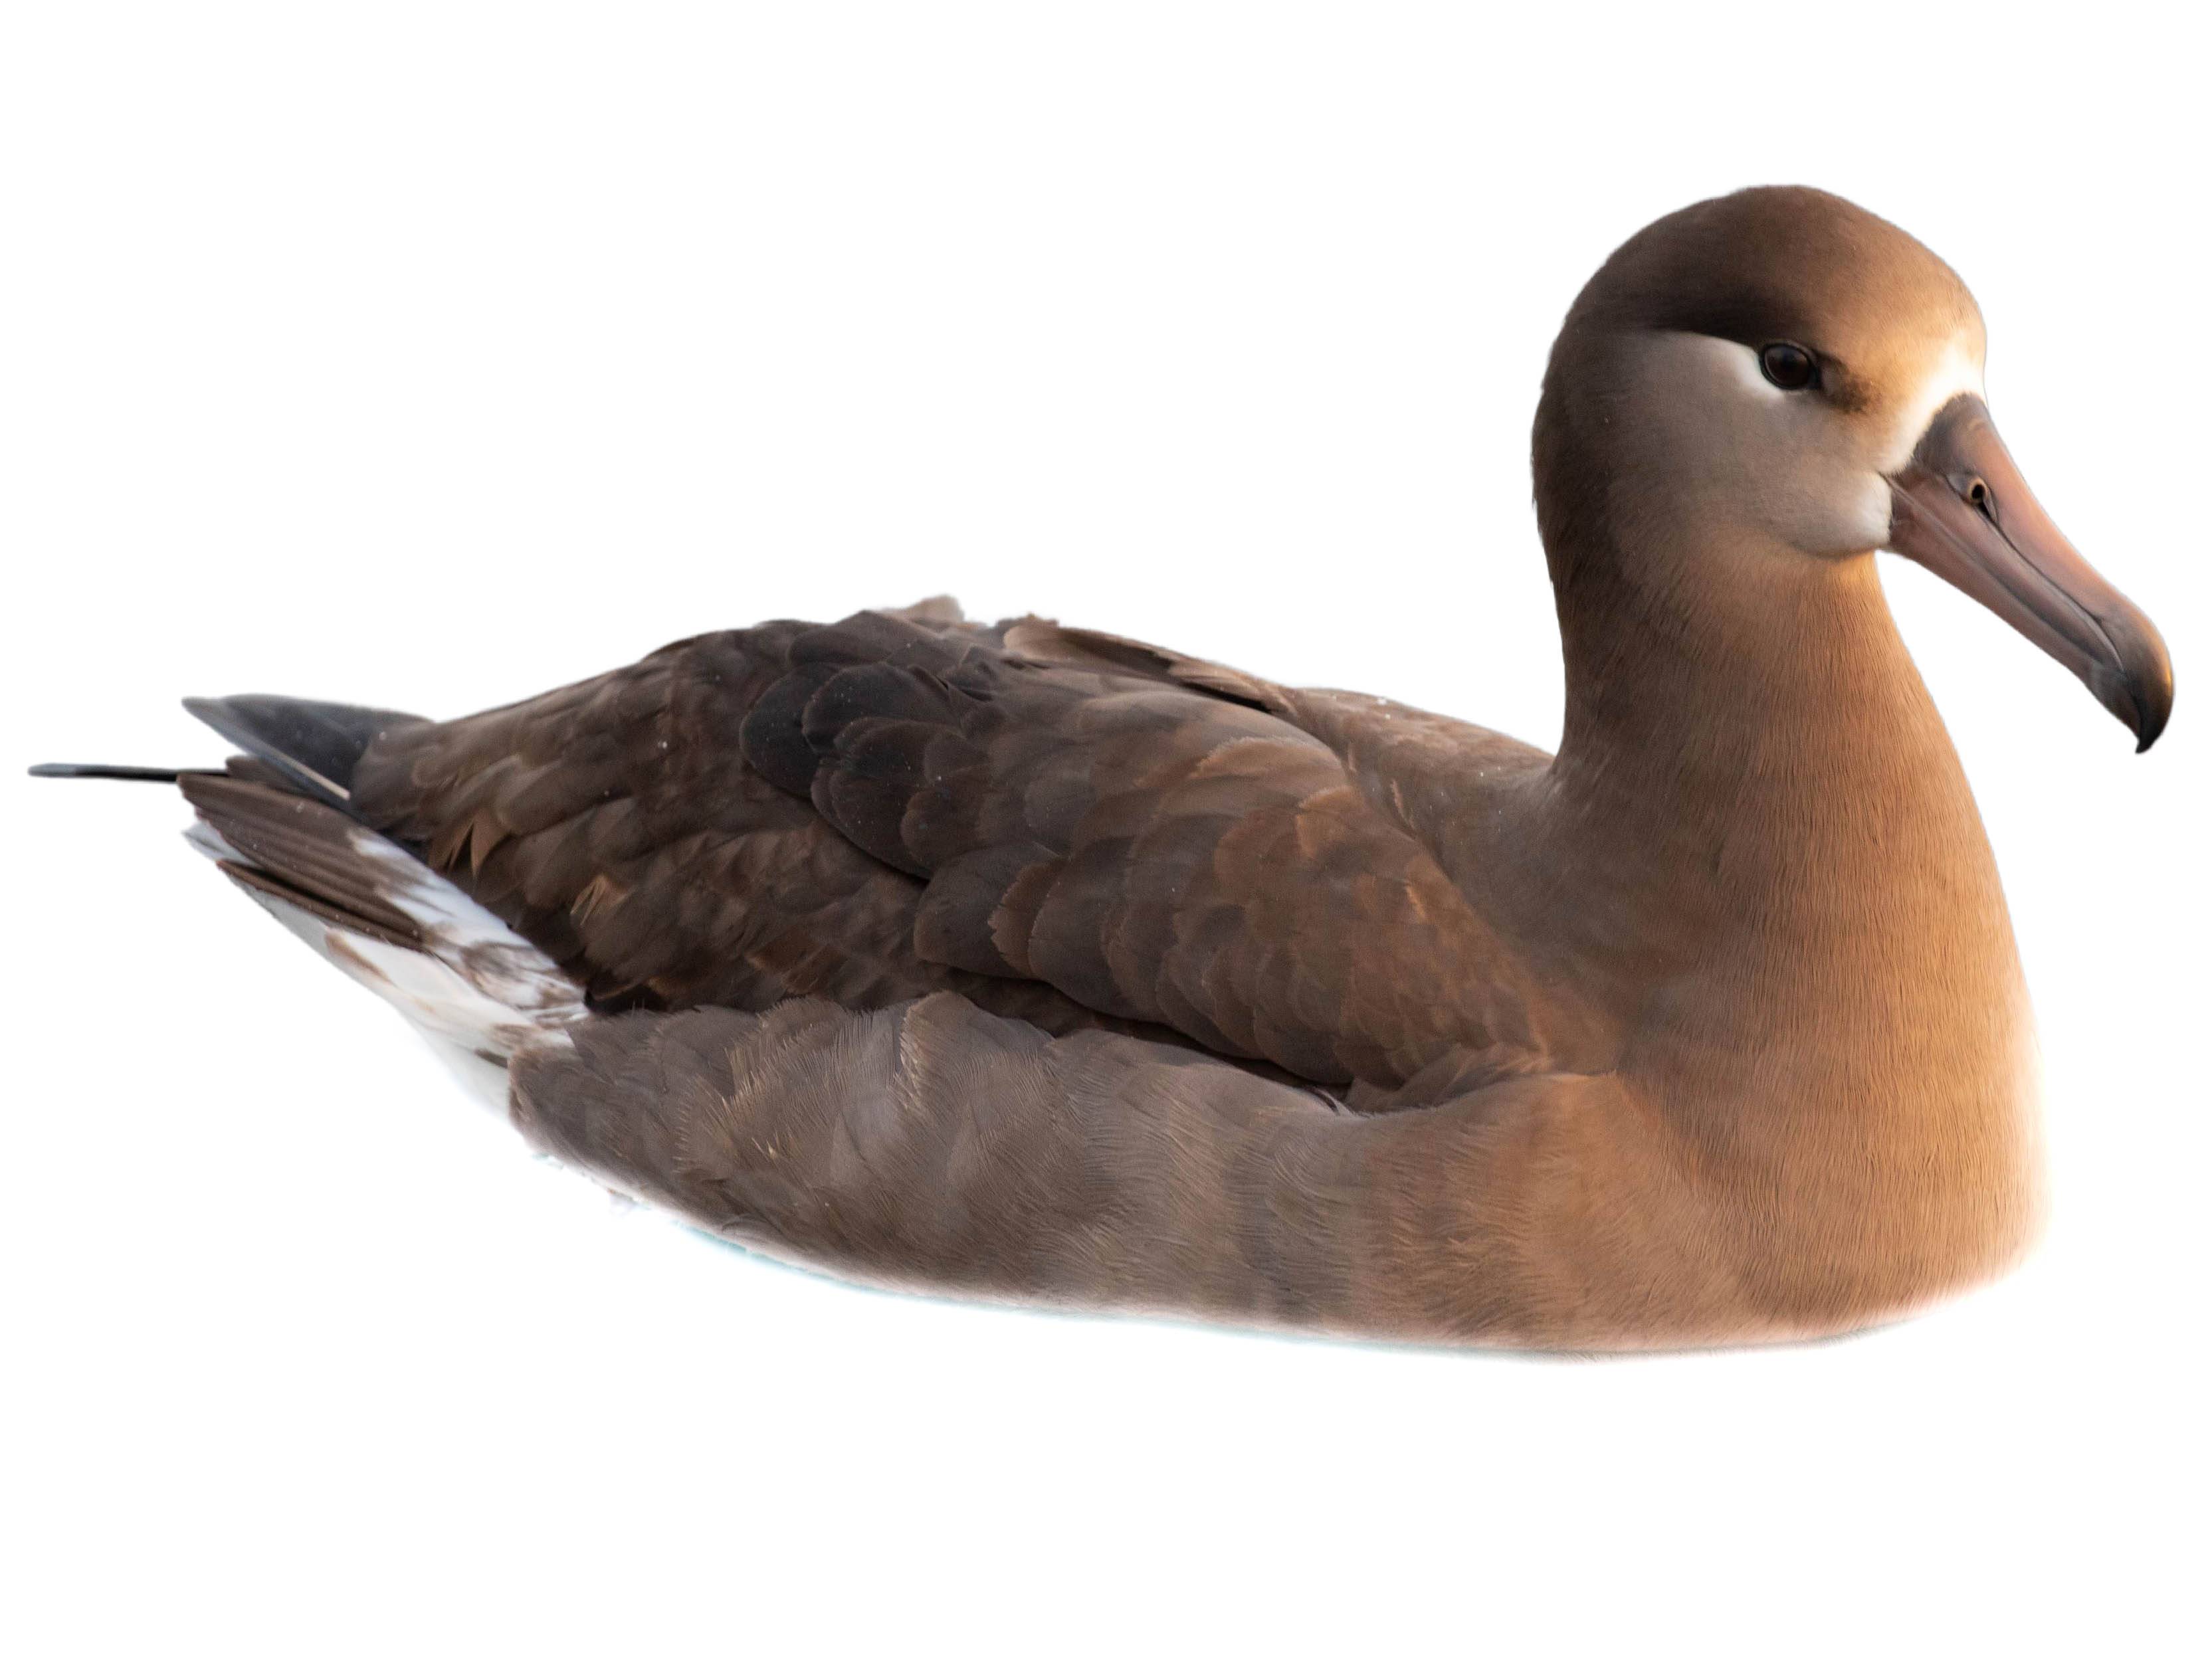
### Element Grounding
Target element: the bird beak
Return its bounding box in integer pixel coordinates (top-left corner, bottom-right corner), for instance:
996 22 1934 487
1886 395 2172 751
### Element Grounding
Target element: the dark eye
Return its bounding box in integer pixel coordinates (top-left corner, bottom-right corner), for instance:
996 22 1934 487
1759 342 1821 391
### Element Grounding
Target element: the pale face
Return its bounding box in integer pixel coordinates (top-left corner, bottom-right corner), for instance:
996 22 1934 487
1535 185 2169 747
1605 302 2165 747
1615 326 1987 560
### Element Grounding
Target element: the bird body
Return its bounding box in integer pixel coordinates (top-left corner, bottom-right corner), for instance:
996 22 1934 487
37 187 2171 1349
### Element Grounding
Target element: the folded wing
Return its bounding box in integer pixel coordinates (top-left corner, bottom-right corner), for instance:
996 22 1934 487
350 605 1538 1089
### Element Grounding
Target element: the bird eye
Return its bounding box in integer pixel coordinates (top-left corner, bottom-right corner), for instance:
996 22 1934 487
1759 342 1820 391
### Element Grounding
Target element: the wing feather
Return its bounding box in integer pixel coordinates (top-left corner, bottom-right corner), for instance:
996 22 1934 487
343 605 1542 1088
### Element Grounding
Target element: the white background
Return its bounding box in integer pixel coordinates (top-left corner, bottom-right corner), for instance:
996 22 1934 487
3 4 2205 1653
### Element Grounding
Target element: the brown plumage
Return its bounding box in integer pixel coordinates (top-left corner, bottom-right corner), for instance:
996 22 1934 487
35 186 2174 1349
348 607 1554 1090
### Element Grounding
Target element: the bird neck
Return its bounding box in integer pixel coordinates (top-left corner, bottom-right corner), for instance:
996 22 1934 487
1552 535 1981 888
1542 528 2030 1098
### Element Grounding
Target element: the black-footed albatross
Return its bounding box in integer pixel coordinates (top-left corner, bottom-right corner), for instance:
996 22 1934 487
35 186 2174 1350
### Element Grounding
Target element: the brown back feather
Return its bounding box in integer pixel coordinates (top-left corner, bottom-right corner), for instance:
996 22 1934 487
347 605 1540 1089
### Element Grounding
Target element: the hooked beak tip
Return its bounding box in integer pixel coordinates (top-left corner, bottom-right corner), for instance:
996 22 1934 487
1885 396 2174 756
2089 605 2174 753
2126 662 2173 754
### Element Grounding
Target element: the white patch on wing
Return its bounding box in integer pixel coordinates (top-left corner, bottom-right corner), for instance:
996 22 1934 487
1878 336 1987 472
325 928 578 1058
222 829 587 1104
183 822 243 864
345 830 588 1040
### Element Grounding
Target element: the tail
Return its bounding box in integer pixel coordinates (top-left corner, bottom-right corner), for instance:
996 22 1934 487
181 693 421 806
34 695 589 1100
33 692 416 799
29 763 199 782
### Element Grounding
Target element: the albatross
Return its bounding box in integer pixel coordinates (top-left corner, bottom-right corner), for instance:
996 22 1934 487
35 186 2173 1349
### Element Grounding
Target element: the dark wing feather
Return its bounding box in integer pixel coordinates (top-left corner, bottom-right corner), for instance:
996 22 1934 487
183 770 429 947
752 613 1536 1084
346 603 1538 1090
347 619 1141 1042
182 694 424 806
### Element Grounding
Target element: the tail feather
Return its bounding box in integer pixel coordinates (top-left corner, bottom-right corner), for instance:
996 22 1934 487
177 770 588 1066
33 691 423 805
180 694 423 807
181 773 429 945
29 763 205 782
39 693 586 1090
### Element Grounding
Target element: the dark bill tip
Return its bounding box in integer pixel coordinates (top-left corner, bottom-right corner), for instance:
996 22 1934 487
1886 395 2173 753
2094 608 2174 752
